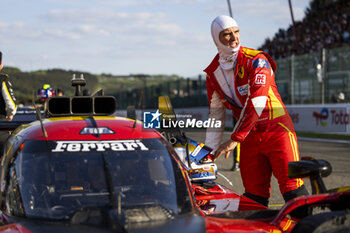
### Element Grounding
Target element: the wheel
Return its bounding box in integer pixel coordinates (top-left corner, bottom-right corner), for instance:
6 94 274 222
292 211 350 233
314 211 350 233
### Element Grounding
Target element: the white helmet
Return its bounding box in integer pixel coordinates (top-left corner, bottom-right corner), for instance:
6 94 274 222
211 15 240 56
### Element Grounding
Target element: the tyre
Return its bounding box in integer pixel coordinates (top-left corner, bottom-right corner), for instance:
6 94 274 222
292 211 350 233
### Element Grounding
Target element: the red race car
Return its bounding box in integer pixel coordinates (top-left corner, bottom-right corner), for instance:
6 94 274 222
0 77 348 233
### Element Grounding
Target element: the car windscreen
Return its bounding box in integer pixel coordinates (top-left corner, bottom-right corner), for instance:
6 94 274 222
9 138 193 220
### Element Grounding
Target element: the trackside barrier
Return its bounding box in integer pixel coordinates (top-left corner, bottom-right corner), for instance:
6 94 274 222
115 103 350 135
286 103 350 134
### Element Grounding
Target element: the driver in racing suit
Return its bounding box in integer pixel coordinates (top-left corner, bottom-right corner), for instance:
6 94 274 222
0 51 16 122
204 15 308 206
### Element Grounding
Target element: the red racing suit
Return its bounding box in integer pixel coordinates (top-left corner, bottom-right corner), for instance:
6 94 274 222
204 46 304 198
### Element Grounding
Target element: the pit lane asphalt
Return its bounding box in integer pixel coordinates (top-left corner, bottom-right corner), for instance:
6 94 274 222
185 131 350 208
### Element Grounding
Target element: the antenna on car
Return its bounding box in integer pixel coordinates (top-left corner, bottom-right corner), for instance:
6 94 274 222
126 105 137 128
126 88 144 129
32 91 48 138
134 88 145 128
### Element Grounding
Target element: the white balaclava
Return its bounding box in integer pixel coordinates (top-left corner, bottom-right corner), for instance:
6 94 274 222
211 15 241 70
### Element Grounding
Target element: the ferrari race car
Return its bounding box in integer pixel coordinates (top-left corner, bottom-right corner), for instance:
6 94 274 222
0 77 349 233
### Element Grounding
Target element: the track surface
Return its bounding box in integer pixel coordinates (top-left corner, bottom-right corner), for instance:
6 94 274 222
185 131 350 208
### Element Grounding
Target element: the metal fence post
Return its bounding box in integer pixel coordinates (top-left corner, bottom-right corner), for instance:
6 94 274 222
186 78 190 96
198 74 202 105
291 55 295 104
176 79 180 97
321 48 326 104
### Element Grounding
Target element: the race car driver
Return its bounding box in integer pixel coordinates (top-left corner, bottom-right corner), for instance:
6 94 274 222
37 84 55 103
204 15 308 206
0 52 16 122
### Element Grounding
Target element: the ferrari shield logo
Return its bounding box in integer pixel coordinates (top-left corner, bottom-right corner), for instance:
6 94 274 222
238 66 244 79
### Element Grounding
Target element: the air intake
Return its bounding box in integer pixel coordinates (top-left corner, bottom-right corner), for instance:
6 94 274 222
46 96 117 117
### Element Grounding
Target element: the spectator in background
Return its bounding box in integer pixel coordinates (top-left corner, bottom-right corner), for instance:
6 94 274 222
56 88 65 96
331 92 345 103
331 93 338 103
259 0 350 59
338 92 345 102
83 89 90 96
37 84 55 103
0 51 17 122
343 28 350 43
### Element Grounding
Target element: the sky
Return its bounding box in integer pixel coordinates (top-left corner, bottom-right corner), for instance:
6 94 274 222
0 0 311 77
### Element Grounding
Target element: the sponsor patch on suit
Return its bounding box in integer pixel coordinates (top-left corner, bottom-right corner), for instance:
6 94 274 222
253 59 270 69
237 84 248 95
255 74 266 85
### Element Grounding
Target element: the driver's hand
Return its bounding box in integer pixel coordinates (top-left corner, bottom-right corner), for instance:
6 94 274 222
214 140 238 160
